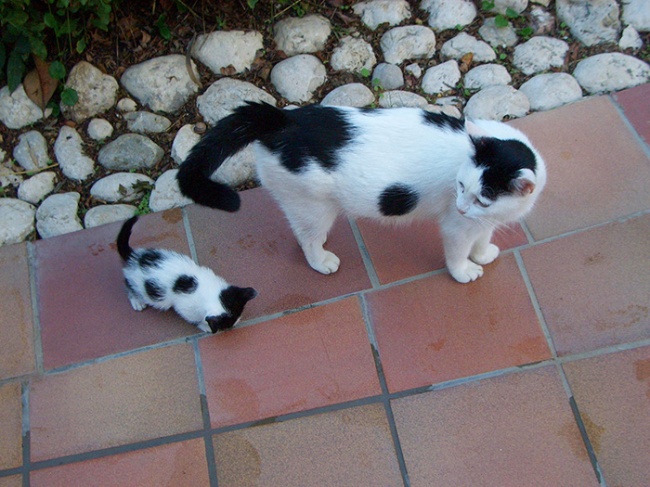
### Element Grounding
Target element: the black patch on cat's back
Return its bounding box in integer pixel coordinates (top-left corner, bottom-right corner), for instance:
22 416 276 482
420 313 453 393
145 279 165 301
138 249 164 268
173 275 198 294
473 137 537 198
378 184 419 216
422 111 465 132
263 105 356 173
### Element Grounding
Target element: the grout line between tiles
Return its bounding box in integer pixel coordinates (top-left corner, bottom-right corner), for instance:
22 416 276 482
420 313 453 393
568 391 608 486
182 207 200 264
26 242 44 376
348 218 381 288
609 94 650 159
519 219 535 244
21 380 30 487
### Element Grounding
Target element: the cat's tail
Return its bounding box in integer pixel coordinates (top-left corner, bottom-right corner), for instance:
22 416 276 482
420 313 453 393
116 215 138 261
176 102 292 211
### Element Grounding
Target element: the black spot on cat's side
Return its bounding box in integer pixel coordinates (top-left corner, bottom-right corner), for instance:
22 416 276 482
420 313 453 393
124 278 136 294
138 249 164 268
378 184 419 216
422 111 465 132
173 275 198 294
145 279 165 301
472 137 537 198
263 105 356 172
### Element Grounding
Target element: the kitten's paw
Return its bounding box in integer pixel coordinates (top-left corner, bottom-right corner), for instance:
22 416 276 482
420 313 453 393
308 250 341 275
471 244 500 265
449 260 484 283
128 297 147 311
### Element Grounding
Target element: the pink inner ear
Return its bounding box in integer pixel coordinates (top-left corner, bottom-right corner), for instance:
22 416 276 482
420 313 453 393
513 178 535 196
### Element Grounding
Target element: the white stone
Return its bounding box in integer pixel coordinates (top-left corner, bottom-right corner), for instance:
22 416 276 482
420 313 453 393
87 118 114 140
440 32 496 62
422 60 461 94
422 0 477 31
97 134 164 171
519 73 583 111
492 0 528 15
321 83 375 107
172 124 201 164
405 63 422 78
0 85 50 130
17 171 57 204
479 17 519 48
573 53 650 94
330 36 377 73
192 30 263 74
54 126 95 181
380 26 437 65
622 0 650 32
84 204 137 229
619 26 643 50
13 131 50 172
530 6 555 35
378 90 428 108
464 64 512 90
117 98 137 112
530 0 550 6
197 78 276 125
513 36 569 75
0 163 22 189
557 0 620 46
353 0 411 30
270 54 327 103
149 169 193 212
121 55 200 113
424 103 463 119
464 85 529 120
214 147 257 188
123 111 172 133
273 15 332 55
36 192 83 238
0 198 35 245
61 61 118 123
372 63 404 90
90 172 154 203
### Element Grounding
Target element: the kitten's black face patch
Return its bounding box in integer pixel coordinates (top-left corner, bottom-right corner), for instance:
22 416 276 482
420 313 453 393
138 249 164 268
144 279 165 301
173 274 198 294
263 106 355 173
378 183 419 216
472 137 537 198
422 111 465 132
205 313 237 333
220 286 257 320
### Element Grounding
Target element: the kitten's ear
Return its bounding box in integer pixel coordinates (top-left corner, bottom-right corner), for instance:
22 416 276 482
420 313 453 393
510 169 536 196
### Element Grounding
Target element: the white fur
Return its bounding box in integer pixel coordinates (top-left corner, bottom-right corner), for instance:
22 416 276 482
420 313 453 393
254 108 546 283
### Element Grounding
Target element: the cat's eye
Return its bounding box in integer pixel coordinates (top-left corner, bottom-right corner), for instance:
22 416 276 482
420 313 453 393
458 182 465 192
476 198 491 208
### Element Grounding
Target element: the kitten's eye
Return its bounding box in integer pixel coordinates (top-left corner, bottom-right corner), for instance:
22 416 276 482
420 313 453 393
458 182 465 192
476 198 491 208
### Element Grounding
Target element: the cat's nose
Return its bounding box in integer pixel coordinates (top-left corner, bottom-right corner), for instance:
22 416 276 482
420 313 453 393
457 206 468 215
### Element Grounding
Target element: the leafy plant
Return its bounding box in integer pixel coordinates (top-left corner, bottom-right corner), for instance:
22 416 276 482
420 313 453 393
359 67 371 78
155 13 171 41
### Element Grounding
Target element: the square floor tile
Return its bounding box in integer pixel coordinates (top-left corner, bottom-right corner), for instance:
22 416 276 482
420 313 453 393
510 96 650 240
30 438 209 487
213 403 402 486
34 209 197 370
200 297 381 428
0 476 21 487
366 254 550 392
0 382 22 470
186 188 372 319
0 243 35 380
356 219 528 284
563 346 650 487
30 344 202 461
613 83 650 145
522 214 650 356
392 367 598 486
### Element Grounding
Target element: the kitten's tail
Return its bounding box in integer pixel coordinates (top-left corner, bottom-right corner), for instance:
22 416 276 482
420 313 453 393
176 102 292 211
116 215 138 261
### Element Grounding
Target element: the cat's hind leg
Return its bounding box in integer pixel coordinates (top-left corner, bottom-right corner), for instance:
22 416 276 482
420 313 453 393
124 278 148 311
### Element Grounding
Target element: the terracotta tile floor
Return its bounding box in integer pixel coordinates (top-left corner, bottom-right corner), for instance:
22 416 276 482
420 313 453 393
0 85 648 486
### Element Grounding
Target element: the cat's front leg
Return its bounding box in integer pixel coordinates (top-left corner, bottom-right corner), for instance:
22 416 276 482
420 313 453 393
469 228 500 265
440 212 485 283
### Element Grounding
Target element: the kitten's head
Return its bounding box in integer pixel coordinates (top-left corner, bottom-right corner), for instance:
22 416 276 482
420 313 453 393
203 285 258 333
455 130 546 223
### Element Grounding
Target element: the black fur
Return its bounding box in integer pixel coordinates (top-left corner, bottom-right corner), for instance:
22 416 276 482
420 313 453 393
378 183 420 216
173 275 198 294
422 110 465 132
472 137 537 198
138 249 164 268
206 286 258 333
144 279 165 301
116 215 138 261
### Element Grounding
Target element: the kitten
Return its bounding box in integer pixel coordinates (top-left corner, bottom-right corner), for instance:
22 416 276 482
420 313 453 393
177 102 546 283
116 215 257 332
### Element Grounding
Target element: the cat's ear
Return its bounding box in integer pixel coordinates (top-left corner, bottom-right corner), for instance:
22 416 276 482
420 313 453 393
510 169 536 196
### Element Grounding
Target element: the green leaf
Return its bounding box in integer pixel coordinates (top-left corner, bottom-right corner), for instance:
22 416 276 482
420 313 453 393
6 10 29 27
518 26 534 39
505 7 519 18
494 15 509 28
155 15 171 41
359 67 371 78
481 0 495 11
49 60 66 80
247 0 259 10
43 12 59 29
61 87 78 106
76 37 87 53
7 49 26 92
29 36 48 60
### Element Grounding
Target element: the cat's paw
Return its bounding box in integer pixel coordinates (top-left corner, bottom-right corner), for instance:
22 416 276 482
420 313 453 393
471 243 500 265
128 297 147 311
448 260 484 283
307 250 341 275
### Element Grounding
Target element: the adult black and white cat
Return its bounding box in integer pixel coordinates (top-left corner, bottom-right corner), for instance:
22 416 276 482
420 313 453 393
116 215 257 332
177 102 546 283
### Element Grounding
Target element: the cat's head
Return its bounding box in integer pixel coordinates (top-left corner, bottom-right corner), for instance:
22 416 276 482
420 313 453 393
203 285 258 333
455 128 546 223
